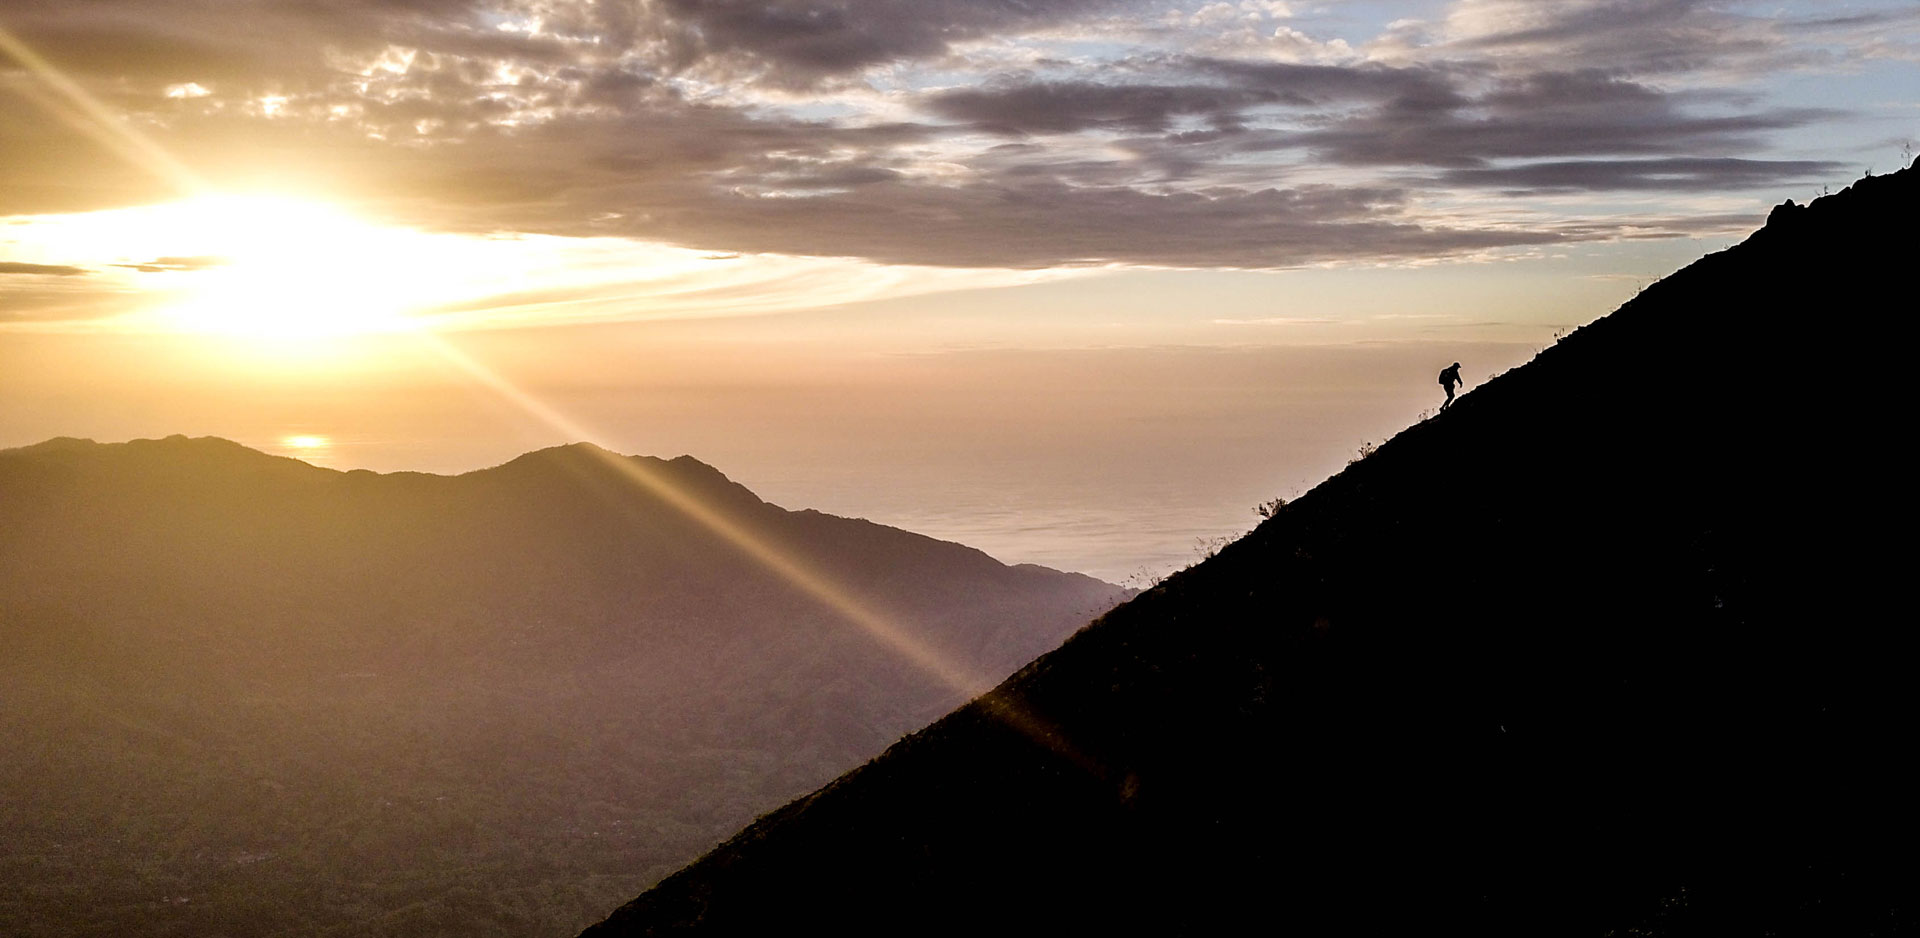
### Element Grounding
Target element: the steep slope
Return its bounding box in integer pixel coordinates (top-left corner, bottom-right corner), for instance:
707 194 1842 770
584 164 1918 937
0 441 1127 938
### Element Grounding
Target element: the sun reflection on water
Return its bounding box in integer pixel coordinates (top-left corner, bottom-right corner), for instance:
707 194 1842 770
280 434 332 460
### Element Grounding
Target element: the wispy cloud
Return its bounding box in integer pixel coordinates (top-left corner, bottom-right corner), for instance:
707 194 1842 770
109 254 226 273
1212 316 1340 326
0 260 89 275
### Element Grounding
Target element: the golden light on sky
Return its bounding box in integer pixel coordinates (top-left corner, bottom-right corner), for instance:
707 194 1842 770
282 434 329 450
4 194 468 338
1 193 1083 342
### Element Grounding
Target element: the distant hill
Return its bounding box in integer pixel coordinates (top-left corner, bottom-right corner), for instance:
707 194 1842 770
0 439 1128 938
582 165 1918 937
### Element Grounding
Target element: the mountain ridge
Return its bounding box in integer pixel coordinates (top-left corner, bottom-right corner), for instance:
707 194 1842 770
0 437 1129 938
4 437 1091 583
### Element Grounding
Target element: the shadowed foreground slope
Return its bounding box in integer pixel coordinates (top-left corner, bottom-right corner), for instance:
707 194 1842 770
0 443 1125 938
585 165 1917 937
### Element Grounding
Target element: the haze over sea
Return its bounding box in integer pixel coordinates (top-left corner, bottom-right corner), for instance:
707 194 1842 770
228 438 1292 586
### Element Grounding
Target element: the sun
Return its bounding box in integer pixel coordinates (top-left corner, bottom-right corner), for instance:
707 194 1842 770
130 194 456 339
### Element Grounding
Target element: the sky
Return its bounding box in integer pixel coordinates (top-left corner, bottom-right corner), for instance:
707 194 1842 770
2 0 1916 581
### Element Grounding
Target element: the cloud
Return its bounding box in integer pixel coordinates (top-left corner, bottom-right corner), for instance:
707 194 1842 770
1435 157 1847 192
1213 316 1340 325
0 261 90 275
1421 0 1920 77
107 255 227 273
639 0 1137 86
0 0 1900 276
553 176 1566 268
926 80 1271 135
1291 69 1836 168
1186 56 1458 106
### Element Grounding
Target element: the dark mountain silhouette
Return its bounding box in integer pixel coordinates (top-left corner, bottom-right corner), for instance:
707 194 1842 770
583 165 1918 937
0 440 1127 937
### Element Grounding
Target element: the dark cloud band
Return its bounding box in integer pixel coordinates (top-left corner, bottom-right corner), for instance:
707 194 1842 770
0 261 91 276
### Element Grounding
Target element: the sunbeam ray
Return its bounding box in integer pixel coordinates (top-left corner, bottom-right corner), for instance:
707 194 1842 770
0 23 206 196
415 332 1105 775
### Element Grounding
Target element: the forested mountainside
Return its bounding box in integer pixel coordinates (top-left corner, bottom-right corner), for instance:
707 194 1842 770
0 439 1126 937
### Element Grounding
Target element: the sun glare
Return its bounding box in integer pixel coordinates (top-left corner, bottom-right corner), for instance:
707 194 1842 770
0 192 512 341
137 194 451 339
6 192 1090 341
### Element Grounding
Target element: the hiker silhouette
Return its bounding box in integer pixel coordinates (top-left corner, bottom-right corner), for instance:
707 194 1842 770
1438 362 1464 411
